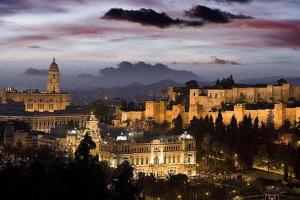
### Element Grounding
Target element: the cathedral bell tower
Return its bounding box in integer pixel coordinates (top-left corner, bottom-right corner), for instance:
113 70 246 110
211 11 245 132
47 57 61 93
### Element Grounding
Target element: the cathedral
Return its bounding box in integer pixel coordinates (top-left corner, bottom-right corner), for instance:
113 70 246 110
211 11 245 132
1 58 70 112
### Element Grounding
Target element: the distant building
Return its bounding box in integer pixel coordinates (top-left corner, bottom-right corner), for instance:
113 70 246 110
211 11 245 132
4 122 37 147
0 58 90 133
189 83 300 111
1 58 70 112
3 112 100 150
121 81 300 129
99 131 197 177
0 110 89 133
3 113 196 177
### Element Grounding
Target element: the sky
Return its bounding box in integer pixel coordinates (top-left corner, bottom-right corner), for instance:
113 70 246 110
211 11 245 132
0 0 300 82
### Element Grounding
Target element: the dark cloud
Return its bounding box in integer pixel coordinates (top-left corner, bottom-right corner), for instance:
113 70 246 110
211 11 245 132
102 8 203 28
211 0 252 3
24 68 48 76
206 56 241 65
27 45 41 49
185 5 252 23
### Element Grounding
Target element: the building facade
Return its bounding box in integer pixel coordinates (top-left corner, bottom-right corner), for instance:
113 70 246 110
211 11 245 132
121 82 300 129
1 58 70 112
0 112 89 132
99 132 197 177
189 83 300 112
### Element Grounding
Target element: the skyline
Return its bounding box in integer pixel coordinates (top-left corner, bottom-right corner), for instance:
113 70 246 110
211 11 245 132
0 0 300 82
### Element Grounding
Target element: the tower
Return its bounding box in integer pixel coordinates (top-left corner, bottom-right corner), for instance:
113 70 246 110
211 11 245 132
47 57 61 93
86 112 100 133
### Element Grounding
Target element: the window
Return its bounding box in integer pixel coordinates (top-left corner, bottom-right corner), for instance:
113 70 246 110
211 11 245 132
38 104 44 109
177 156 180 163
173 155 175 163
27 103 33 109
141 158 144 165
49 104 53 110
154 156 159 165
146 158 149 165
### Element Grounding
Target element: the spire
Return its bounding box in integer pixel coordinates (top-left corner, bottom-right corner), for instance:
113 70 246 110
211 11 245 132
52 56 56 64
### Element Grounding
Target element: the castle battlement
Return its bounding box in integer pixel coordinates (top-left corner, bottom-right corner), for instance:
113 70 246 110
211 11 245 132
121 81 300 129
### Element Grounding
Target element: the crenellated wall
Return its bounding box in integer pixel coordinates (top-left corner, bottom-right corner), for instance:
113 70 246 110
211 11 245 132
121 100 300 129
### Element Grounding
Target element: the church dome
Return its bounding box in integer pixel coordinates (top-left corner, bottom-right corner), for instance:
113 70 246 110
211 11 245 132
49 57 59 72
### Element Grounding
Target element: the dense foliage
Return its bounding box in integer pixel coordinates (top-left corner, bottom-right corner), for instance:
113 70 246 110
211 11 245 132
0 134 141 200
187 111 300 178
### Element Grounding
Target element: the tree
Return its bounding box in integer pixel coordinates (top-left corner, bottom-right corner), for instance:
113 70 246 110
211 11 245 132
217 75 235 88
89 100 112 123
215 110 226 139
267 110 275 130
120 99 128 111
236 115 256 170
277 78 288 86
188 116 202 140
185 80 199 89
266 110 276 140
293 147 300 181
172 114 183 135
226 115 238 157
254 117 259 134
113 161 138 200
202 133 212 171
215 79 221 87
281 119 291 133
74 133 97 165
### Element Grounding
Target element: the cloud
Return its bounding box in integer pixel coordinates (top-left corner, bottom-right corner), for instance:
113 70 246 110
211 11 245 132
172 56 241 65
101 8 203 28
211 0 252 3
185 5 252 23
206 56 241 65
228 20 300 48
24 68 48 76
0 0 66 15
26 45 41 49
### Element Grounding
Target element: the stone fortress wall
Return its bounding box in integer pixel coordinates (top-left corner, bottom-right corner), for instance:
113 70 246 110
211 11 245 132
121 82 300 128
